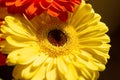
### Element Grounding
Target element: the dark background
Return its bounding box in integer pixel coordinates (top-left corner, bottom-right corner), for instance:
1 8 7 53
0 0 120 80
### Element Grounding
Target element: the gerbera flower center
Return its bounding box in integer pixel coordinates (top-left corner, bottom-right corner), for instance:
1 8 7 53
47 29 67 46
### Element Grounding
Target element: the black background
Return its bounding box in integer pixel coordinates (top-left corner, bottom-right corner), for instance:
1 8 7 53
0 0 120 80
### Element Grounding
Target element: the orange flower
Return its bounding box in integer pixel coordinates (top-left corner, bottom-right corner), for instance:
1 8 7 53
0 0 81 21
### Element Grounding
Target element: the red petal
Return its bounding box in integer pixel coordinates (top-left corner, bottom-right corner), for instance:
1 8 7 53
15 0 28 6
0 53 6 66
64 2 75 12
0 0 5 6
52 1 65 11
71 0 81 4
1 0 82 22
26 3 37 15
0 19 6 66
58 12 68 22
0 20 3 25
39 0 53 9
47 6 61 17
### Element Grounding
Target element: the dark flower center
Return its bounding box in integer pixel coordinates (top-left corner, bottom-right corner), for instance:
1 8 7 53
47 29 67 46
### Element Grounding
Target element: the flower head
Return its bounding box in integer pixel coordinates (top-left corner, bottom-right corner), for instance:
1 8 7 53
0 0 81 21
0 1 110 80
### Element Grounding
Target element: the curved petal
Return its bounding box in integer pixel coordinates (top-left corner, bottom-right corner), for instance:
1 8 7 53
6 36 37 47
32 53 48 67
7 47 39 65
1 15 36 39
13 64 39 79
31 64 47 80
56 56 68 75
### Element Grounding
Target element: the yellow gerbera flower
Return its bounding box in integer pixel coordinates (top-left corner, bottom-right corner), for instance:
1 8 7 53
0 1 110 80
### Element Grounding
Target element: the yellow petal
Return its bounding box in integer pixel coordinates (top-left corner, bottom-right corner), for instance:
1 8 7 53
81 68 93 79
6 36 37 47
57 57 68 74
0 40 16 54
31 64 47 80
46 68 56 80
74 51 99 70
65 64 78 80
32 53 48 67
7 47 39 65
13 64 38 79
4 16 36 39
90 59 106 71
70 2 93 27
76 22 108 39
